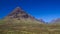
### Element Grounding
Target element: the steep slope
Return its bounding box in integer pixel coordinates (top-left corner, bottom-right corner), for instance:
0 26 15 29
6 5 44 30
1 7 60 34
0 7 48 34
7 7 34 19
4 7 44 24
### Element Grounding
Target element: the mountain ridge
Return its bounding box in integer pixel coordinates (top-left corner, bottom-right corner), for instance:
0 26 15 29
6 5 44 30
4 7 45 24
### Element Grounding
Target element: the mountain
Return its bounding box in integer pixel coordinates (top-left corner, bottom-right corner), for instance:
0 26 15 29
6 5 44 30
4 7 44 24
0 7 48 34
1 7 60 34
50 18 60 25
6 7 34 19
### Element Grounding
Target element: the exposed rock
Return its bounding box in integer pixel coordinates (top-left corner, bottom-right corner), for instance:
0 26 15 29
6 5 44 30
7 7 35 20
4 7 45 24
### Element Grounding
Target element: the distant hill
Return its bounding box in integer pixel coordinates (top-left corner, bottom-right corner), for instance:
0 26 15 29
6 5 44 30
50 18 60 25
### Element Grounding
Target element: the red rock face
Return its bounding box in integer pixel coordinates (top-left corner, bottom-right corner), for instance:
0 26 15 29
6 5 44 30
7 7 35 19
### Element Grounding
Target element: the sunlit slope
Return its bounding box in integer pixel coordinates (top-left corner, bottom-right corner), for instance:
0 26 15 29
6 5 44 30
1 7 60 34
1 18 60 34
0 19 48 34
0 7 48 34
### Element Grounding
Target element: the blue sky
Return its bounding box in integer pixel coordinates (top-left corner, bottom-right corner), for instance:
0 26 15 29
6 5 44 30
0 0 60 22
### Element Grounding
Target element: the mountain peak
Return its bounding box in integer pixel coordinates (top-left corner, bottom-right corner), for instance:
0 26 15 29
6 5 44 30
15 7 21 10
10 7 23 14
6 7 35 20
4 7 44 24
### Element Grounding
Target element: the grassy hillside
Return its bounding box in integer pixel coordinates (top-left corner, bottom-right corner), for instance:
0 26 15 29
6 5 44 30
0 19 48 34
0 19 60 34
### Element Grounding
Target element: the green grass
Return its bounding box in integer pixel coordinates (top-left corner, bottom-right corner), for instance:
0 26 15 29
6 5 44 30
0 19 60 34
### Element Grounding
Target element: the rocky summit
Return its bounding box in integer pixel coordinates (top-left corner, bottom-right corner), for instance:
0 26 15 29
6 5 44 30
4 7 44 24
7 7 35 20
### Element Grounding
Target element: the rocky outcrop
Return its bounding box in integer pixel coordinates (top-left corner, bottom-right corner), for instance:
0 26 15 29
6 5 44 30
7 7 35 20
